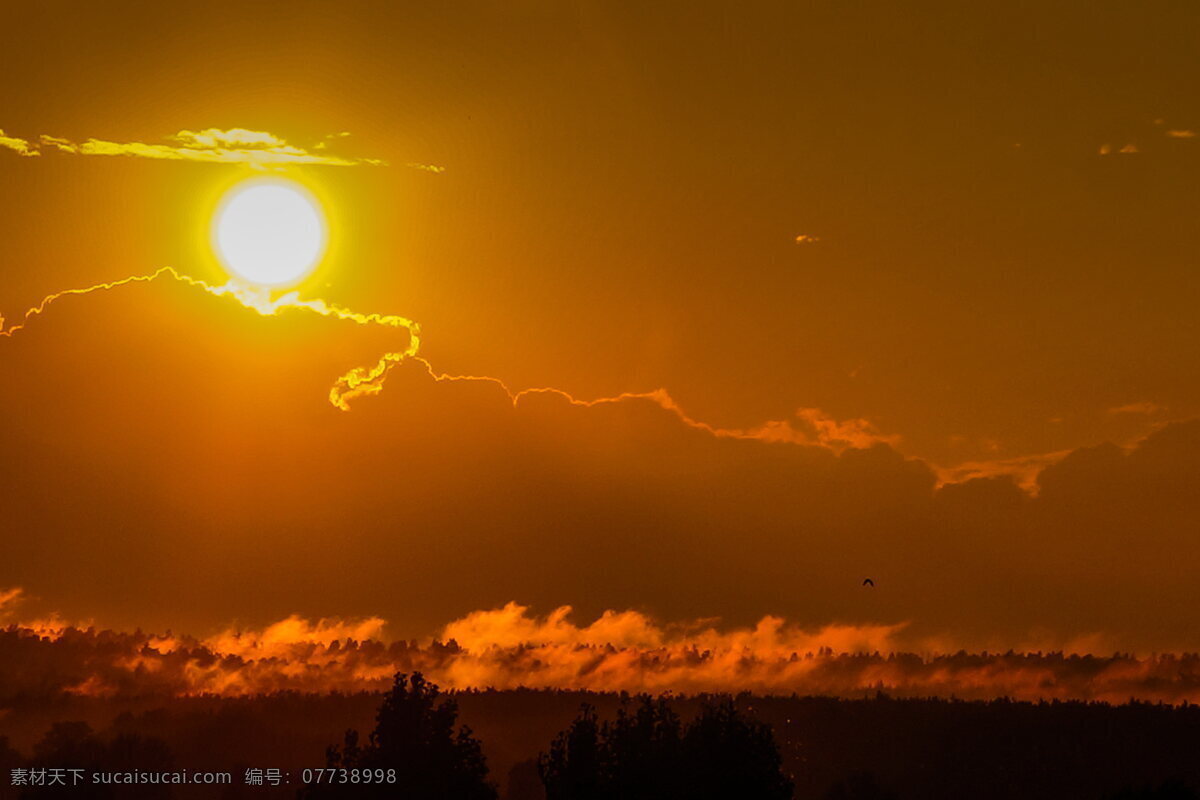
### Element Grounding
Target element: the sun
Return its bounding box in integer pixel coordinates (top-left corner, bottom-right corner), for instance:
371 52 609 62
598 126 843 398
212 178 327 287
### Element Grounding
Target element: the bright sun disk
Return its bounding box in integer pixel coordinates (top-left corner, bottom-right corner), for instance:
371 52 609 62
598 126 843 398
213 178 326 287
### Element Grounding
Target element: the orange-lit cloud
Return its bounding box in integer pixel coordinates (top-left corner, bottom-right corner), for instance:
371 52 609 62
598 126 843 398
0 127 392 169
749 407 901 450
205 614 389 661
1108 401 1165 416
933 450 1072 493
1165 129 1195 138
0 588 86 641
3 600 1200 704
794 234 820 244
0 587 23 612
446 380 903 453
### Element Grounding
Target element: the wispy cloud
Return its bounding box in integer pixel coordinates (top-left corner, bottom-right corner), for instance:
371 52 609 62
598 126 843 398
746 407 900 450
1165 129 1196 139
794 234 820 244
0 129 38 157
0 127 431 170
0 586 23 611
1108 401 1165 416
934 450 1072 493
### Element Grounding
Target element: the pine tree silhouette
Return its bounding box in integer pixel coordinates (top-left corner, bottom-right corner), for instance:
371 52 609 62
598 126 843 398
603 696 685 799
539 695 792 800
1106 780 1200 800
21 722 173 800
540 704 603 800
682 697 793 800
309 671 496 799
824 770 898 800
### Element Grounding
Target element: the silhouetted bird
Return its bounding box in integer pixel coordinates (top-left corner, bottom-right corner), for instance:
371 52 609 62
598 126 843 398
862 578 875 587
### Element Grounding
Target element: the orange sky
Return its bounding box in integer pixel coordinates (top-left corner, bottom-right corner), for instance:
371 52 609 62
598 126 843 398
2 1 1199 653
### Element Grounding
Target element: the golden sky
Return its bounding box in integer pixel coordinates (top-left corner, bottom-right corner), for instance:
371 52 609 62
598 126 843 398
1 1 1199 653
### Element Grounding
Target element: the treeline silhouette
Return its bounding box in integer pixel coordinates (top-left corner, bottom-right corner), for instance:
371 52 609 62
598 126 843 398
3 721 174 799
299 674 790 799
3 680 1200 798
538 695 791 799
7 623 1200 704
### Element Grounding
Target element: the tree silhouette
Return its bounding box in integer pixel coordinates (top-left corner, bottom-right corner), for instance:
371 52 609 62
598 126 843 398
604 696 685 799
540 695 792 800
824 770 898 800
540 704 603 800
0 735 21 776
682 697 793 800
1106 780 1200 799
21 722 173 799
310 671 496 799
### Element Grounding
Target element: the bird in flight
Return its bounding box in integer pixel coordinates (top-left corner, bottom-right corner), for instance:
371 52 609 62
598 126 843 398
862 578 875 587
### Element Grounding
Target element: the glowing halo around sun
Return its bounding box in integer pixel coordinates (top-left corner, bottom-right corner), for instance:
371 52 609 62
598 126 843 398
212 178 327 287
